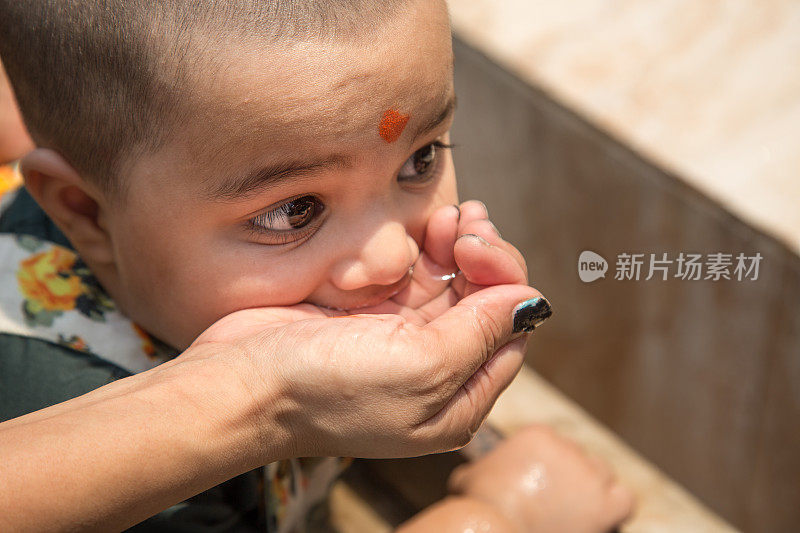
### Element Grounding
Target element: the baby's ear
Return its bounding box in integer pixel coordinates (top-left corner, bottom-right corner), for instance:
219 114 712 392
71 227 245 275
20 148 115 265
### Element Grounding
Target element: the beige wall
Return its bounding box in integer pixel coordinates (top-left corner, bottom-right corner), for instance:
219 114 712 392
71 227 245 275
450 38 800 533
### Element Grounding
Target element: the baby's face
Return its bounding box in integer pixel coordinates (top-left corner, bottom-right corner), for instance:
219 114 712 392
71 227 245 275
102 1 457 350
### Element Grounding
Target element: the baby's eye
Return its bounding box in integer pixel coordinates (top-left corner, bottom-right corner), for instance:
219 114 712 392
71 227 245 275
248 195 324 237
398 141 453 185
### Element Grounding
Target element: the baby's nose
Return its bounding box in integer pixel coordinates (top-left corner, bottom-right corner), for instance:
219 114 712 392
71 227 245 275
328 220 419 291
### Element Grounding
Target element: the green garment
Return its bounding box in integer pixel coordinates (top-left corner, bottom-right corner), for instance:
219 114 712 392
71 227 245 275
0 186 263 532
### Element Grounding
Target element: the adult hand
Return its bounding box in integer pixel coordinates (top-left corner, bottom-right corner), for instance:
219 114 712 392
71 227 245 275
187 282 546 461
186 201 549 461
447 424 635 533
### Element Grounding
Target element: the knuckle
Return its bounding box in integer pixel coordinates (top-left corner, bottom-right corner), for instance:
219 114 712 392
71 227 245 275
378 313 412 337
383 318 421 360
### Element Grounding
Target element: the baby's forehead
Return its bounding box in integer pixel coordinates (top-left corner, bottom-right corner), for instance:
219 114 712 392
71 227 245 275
168 38 454 178
128 1 455 196
207 47 448 135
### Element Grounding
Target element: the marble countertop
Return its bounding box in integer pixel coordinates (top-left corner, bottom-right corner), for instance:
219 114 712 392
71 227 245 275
448 0 800 254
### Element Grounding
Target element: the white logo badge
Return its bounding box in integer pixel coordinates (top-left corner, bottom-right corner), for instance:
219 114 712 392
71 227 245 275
578 250 608 282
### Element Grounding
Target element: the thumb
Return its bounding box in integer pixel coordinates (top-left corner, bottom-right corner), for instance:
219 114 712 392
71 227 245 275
422 284 552 388
412 285 551 450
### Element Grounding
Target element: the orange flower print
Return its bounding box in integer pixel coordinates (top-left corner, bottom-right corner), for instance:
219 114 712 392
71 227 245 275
15 241 116 327
57 334 90 353
132 323 156 358
18 247 83 313
0 163 23 202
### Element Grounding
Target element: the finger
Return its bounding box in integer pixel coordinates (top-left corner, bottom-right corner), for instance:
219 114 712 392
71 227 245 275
408 285 460 323
345 298 419 321
391 204 459 310
459 218 527 282
421 204 460 270
456 201 527 281
414 335 529 452
394 250 460 310
457 200 489 235
454 234 527 288
421 284 549 399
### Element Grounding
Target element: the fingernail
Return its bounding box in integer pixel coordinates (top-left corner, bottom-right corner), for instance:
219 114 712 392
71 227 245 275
460 233 491 246
488 221 502 238
512 296 553 333
477 200 488 217
452 204 461 222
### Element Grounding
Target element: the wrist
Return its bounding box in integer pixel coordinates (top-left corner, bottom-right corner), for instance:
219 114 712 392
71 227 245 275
0 344 293 531
162 344 294 470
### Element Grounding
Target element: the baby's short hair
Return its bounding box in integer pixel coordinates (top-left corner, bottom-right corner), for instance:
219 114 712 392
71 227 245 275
0 1 404 199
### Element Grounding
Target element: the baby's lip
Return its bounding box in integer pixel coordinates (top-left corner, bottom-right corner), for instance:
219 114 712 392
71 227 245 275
322 268 414 312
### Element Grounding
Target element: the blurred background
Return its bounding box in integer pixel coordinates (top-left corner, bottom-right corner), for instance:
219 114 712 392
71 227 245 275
444 1 799 532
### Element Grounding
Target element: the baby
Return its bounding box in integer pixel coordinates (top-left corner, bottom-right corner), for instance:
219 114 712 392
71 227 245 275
0 1 631 531
2 0 467 352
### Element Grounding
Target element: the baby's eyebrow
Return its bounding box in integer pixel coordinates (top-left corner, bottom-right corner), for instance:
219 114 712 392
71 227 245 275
410 94 458 144
205 155 350 202
203 94 456 202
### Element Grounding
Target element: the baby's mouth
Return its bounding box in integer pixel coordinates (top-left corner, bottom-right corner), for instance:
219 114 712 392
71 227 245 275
318 264 415 312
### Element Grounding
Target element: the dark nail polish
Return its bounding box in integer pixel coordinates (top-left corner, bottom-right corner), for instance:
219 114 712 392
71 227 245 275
452 204 461 222
512 296 553 333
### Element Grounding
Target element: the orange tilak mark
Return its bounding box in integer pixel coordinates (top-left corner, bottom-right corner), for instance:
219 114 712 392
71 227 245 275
378 108 410 143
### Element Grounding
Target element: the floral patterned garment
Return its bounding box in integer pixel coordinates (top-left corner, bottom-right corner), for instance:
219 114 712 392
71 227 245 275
0 162 352 532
